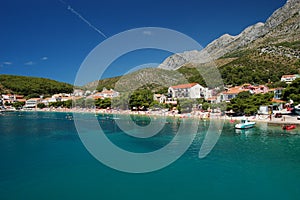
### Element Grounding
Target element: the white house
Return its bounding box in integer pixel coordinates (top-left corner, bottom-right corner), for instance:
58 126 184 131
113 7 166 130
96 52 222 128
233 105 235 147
42 97 57 106
87 88 119 99
153 94 167 104
73 89 84 97
217 86 249 103
24 98 42 109
168 83 212 100
100 88 119 98
281 74 299 83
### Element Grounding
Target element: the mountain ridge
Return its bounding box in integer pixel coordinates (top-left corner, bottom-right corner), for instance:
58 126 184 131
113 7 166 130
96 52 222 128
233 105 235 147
79 0 300 90
158 0 300 70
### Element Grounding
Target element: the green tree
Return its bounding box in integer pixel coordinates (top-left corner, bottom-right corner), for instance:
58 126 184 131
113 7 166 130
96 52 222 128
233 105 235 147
227 92 273 115
149 100 161 108
282 78 300 104
111 93 130 110
0 75 73 97
12 101 25 109
72 98 85 108
177 99 196 113
202 102 210 111
129 89 153 110
37 103 46 109
95 98 112 109
64 100 73 108
156 87 169 95
85 98 95 108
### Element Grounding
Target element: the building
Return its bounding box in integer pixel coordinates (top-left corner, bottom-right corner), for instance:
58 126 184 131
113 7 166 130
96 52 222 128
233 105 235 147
269 88 284 100
207 96 217 104
217 86 249 103
73 89 84 97
87 88 119 99
99 88 119 98
42 97 57 106
24 98 42 109
281 74 299 83
14 95 26 103
61 96 73 102
1 94 26 105
153 94 167 104
249 85 269 94
168 83 212 100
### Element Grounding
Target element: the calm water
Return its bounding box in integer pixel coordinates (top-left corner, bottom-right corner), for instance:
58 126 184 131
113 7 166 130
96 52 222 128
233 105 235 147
1 112 300 200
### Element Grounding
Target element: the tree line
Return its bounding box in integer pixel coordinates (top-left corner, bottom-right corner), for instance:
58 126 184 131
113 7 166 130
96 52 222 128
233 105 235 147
0 75 73 98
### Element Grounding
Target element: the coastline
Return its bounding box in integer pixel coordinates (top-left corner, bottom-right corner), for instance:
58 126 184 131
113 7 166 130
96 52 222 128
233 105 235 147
9 107 300 127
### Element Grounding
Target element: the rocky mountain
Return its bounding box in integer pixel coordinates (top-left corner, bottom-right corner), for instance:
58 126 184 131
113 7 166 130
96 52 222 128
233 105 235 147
159 0 300 70
84 68 190 92
87 0 300 90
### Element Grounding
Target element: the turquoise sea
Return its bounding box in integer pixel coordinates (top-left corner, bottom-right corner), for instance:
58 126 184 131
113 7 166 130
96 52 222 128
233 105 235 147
1 111 300 200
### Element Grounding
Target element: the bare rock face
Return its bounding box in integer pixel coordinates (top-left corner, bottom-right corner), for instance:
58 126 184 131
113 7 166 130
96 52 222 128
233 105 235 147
205 22 265 59
159 0 300 70
158 50 211 70
263 0 300 33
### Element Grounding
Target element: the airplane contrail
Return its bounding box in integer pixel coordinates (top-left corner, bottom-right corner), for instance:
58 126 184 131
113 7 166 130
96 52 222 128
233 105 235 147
59 0 107 39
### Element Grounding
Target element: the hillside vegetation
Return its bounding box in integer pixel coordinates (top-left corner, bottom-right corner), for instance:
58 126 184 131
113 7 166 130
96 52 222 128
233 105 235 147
0 75 73 98
85 68 189 93
219 49 300 86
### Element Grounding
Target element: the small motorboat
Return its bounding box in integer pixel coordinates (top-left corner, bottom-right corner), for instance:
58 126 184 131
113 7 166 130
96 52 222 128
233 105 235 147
273 109 292 115
235 119 256 129
282 124 296 130
295 104 300 111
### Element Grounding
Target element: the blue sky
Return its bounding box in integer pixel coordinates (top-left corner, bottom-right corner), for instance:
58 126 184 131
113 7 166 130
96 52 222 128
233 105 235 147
0 0 286 85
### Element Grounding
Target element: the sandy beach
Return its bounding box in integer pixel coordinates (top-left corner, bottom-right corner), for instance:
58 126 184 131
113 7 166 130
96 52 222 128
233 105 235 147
17 107 300 127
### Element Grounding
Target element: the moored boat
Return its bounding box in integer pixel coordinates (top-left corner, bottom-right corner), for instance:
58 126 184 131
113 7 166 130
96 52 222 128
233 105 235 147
235 119 256 129
282 124 296 130
295 104 300 115
273 109 292 115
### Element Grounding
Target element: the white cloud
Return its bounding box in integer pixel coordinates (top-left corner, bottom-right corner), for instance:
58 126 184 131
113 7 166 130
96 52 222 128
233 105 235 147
41 57 48 61
143 30 152 36
1 61 12 67
3 62 12 65
24 61 35 66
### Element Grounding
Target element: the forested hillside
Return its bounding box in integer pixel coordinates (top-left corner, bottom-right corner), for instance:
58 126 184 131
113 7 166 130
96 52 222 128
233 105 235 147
0 75 73 97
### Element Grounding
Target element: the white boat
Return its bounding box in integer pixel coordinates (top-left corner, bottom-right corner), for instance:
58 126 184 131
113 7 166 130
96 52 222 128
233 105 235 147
235 119 256 129
273 109 292 115
295 104 300 115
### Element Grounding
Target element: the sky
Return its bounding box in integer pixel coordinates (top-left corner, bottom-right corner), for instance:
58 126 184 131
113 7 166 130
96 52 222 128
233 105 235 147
0 0 287 85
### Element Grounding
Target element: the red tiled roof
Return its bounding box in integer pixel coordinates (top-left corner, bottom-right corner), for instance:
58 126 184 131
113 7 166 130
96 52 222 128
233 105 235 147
223 86 249 95
271 98 286 103
282 75 296 78
93 96 104 100
17 99 26 102
171 83 198 89
207 97 217 101
27 98 41 101
61 97 73 100
101 90 115 94
72 96 83 100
